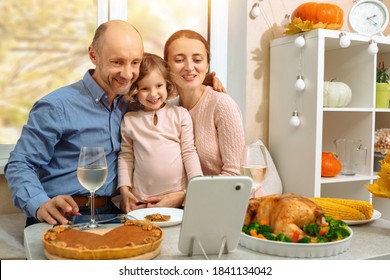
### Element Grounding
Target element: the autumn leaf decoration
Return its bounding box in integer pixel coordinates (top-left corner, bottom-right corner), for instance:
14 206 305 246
284 18 342 35
366 153 390 198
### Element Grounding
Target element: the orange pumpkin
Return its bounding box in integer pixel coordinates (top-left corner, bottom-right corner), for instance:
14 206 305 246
291 2 344 29
321 152 342 177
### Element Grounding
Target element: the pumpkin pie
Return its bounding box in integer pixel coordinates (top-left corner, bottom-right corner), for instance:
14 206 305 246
42 220 163 260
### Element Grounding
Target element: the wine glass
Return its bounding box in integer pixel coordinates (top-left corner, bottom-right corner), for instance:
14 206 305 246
241 141 268 198
77 146 108 229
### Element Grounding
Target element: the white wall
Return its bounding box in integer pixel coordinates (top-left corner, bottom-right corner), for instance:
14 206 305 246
227 0 247 127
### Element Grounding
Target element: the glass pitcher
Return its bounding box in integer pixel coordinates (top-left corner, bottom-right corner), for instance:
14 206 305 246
334 138 366 176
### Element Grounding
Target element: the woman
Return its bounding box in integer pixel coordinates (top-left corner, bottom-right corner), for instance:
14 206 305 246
164 29 245 176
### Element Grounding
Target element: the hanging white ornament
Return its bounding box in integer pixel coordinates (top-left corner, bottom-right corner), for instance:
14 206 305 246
339 32 351 48
294 35 305 48
250 3 261 18
281 14 290 26
289 111 301 127
295 75 305 91
368 40 378 55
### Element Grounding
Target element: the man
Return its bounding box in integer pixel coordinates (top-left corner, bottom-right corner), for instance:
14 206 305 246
5 20 223 227
5 20 144 226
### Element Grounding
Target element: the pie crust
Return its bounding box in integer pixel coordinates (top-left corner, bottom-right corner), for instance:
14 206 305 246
42 220 163 260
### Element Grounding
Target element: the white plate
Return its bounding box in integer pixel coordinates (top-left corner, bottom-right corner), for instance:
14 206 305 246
343 209 382 225
127 207 183 227
239 227 353 258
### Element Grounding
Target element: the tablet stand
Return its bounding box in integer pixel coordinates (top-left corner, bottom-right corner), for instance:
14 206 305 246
187 236 228 260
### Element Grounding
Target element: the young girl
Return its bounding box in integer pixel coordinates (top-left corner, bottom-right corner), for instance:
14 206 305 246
117 53 203 212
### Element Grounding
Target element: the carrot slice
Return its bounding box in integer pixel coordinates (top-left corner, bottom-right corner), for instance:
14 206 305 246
249 229 257 237
292 230 300 242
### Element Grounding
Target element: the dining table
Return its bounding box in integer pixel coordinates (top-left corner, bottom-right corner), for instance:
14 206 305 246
24 218 390 260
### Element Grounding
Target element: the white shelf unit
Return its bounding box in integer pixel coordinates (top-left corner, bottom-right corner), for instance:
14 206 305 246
269 29 390 202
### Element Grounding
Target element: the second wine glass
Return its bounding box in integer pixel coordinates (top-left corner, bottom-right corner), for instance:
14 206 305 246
241 140 268 198
77 146 108 229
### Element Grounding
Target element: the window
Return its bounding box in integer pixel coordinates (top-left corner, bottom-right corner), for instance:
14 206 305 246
127 0 208 58
0 0 212 145
0 0 96 144
0 0 227 167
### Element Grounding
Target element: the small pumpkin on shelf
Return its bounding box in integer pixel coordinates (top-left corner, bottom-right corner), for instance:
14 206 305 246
284 2 344 35
321 152 342 177
323 79 352 107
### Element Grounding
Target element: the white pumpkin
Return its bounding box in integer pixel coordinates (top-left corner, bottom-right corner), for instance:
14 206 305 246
323 80 352 107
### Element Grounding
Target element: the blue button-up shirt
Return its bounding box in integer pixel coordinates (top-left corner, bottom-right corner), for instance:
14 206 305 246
5 70 129 218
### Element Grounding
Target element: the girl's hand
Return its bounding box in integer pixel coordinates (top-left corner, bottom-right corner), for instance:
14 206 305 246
119 186 147 213
146 191 185 208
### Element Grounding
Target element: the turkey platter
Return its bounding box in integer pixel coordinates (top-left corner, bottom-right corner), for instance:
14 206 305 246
240 193 353 258
244 193 325 241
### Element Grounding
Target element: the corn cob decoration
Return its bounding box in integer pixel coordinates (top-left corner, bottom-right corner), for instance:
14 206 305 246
310 197 374 220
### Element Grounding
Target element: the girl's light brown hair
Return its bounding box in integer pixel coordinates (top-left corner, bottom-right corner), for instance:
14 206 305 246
128 52 176 107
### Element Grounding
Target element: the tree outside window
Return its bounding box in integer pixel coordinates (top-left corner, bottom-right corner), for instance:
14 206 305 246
0 0 208 144
0 0 96 144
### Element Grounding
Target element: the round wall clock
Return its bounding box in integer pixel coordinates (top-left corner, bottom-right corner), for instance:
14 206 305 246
349 0 389 36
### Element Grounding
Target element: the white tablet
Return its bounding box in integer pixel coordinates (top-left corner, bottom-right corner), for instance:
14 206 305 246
178 176 252 258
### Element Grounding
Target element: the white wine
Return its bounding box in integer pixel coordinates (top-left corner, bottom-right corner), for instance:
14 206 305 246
240 165 267 186
77 166 108 192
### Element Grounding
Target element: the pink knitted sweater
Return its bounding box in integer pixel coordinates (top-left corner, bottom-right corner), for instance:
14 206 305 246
189 86 245 175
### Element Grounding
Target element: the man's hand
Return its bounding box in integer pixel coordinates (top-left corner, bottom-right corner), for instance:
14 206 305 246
204 71 226 93
36 195 80 225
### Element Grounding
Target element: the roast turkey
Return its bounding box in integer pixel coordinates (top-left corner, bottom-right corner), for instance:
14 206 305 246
244 193 325 240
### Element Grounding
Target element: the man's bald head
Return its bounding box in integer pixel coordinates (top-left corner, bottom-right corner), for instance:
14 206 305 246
91 20 143 55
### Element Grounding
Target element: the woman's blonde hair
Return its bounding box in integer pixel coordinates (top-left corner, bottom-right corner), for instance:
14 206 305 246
128 52 176 109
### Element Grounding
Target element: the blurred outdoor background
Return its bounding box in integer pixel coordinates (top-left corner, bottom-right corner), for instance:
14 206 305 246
0 0 208 144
